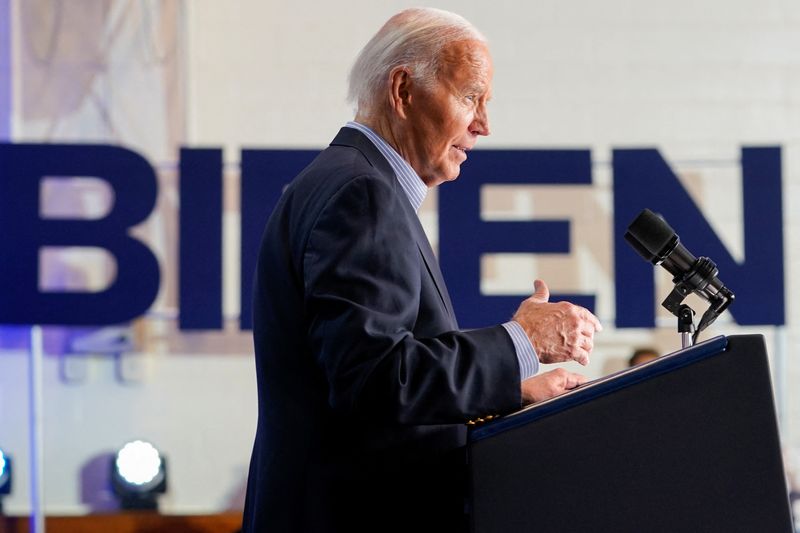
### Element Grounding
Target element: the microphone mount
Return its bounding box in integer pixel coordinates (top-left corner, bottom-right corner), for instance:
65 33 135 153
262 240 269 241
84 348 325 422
661 255 734 346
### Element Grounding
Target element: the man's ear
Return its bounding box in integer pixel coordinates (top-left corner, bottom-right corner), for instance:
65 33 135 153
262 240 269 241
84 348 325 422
388 67 412 119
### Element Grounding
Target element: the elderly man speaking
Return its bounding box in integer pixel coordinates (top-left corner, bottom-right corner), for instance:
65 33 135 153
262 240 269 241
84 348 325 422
242 7 601 532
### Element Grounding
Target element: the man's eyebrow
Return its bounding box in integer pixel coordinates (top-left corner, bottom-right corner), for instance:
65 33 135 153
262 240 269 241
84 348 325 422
465 81 488 93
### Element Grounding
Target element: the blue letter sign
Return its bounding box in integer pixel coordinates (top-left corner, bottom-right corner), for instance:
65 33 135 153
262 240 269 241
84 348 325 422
0 144 785 330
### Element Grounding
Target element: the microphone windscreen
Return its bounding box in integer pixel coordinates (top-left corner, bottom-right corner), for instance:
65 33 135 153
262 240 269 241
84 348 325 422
625 209 677 260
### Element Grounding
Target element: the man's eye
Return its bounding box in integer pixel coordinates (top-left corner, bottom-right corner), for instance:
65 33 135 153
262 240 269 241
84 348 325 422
465 95 477 102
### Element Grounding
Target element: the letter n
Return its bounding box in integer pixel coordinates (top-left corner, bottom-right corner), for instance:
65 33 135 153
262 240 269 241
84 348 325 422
613 147 784 327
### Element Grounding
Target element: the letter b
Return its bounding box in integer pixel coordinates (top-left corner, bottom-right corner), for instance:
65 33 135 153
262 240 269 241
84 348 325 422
0 144 159 325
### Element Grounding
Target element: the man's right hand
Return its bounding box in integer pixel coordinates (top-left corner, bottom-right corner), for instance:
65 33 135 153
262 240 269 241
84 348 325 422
512 279 602 366
521 368 587 404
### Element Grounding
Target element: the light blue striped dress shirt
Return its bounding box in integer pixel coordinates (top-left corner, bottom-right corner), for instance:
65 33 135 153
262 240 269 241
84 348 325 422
345 121 540 381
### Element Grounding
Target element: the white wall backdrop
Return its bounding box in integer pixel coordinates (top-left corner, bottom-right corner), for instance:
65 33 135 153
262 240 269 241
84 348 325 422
1 0 799 515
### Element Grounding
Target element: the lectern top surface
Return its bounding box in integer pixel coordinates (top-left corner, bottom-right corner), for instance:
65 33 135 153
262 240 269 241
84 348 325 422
470 335 729 442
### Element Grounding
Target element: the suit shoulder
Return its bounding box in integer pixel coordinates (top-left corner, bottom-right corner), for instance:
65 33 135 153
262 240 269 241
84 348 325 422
285 145 396 214
266 144 399 242
299 144 385 186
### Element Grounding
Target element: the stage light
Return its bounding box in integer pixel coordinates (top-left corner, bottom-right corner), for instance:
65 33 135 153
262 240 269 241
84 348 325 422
0 447 11 514
111 440 167 510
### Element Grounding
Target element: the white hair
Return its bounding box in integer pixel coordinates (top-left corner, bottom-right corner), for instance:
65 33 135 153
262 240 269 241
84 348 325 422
347 8 486 115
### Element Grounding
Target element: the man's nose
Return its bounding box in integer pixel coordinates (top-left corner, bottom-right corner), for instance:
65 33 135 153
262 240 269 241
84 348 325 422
471 105 490 136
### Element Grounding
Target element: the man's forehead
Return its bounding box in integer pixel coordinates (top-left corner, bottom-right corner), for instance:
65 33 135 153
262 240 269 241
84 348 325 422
438 39 493 83
440 39 491 66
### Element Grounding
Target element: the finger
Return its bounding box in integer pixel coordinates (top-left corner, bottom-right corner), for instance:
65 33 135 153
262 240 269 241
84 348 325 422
589 311 603 332
573 348 590 366
566 372 588 388
579 308 603 332
580 323 597 338
581 335 594 353
530 279 550 303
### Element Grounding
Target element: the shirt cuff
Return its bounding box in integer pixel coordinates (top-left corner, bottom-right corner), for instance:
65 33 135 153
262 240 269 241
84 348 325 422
501 321 540 381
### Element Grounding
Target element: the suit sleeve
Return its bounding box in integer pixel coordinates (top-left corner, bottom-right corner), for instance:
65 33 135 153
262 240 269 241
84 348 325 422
303 174 521 424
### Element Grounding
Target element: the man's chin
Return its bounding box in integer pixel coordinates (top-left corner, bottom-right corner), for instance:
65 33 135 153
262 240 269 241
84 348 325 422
426 165 463 187
447 165 463 182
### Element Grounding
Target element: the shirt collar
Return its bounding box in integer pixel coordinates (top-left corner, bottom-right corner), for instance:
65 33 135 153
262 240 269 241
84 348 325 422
344 121 428 212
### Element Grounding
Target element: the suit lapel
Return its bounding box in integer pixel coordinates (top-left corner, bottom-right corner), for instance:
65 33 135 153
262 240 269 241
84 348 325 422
330 128 457 326
412 221 458 326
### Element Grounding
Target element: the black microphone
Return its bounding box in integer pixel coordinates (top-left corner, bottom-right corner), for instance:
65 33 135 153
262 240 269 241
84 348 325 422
624 208 734 340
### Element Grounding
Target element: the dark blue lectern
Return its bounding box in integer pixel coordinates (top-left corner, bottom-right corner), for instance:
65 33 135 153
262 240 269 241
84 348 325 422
468 335 793 533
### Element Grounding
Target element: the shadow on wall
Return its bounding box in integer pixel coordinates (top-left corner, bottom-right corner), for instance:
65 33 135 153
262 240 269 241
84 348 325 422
80 452 119 513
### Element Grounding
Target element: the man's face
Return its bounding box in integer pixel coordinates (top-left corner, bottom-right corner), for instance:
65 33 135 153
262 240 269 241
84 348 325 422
404 39 493 187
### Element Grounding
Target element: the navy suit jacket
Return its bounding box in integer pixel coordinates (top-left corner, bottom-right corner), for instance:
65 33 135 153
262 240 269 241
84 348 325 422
242 128 522 532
